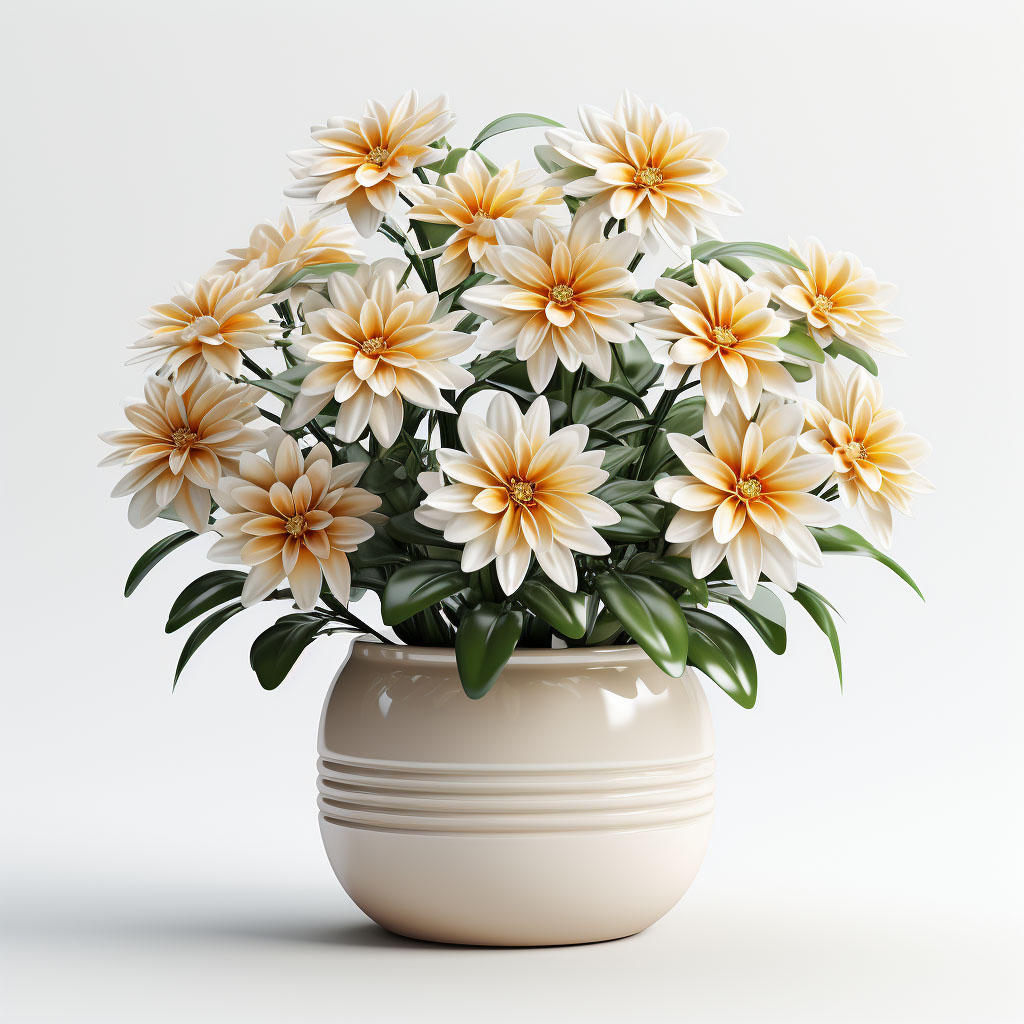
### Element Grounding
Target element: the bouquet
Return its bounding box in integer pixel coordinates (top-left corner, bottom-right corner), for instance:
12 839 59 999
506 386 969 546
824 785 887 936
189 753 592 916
102 91 930 703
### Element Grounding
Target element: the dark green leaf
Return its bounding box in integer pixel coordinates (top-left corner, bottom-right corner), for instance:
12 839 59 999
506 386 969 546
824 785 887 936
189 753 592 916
792 584 843 686
811 525 923 598
597 504 662 542
455 603 524 698
595 572 689 676
594 478 654 505
471 113 563 150
824 338 879 375
598 444 643 475
166 570 248 633
173 603 246 687
249 613 326 690
515 580 587 639
777 324 825 363
381 560 469 625
590 380 649 414
710 585 787 655
782 361 813 382
384 510 458 548
685 609 757 708
637 556 709 606
124 530 195 597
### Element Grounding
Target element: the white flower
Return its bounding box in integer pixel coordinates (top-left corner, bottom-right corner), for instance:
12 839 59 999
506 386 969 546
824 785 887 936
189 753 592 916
800 360 931 547
656 401 840 598
416 394 619 594
285 91 456 236
546 92 740 255
282 262 474 448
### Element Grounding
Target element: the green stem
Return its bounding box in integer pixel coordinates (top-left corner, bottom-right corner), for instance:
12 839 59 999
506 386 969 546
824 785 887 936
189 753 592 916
320 594 393 645
241 353 270 379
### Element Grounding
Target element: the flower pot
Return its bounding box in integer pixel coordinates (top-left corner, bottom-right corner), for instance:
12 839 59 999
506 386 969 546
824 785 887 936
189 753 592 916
317 641 714 947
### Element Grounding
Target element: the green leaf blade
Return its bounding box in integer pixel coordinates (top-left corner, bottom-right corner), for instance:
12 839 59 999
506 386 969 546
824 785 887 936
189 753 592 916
455 604 524 699
125 530 196 597
249 613 327 690
515 580 587 639
685 609 758 708
380 560 469 625
471 113 563 150
792 584 843 687
173 603 246 688
811 525 923 599
166 570 248 633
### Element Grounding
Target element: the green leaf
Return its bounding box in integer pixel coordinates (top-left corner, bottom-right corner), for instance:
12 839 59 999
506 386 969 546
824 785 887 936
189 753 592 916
792 584 843 686
810 525 923 599
824 338 879 375
166 570 248 633
782 361 813 382
594 478 654 505
249 613 326 690
710 585 787 655
614 337 662 393
267 262 360 293
248 378 299 402
597 504 662 542
515 580 587 639
689 240 808 271
595 572 689 676
384 510 458 549
777 324 825 363
638 556 709 606
173 602 246 687
124 530 196 597
685 609 758 708
471 113 563 150
590 380 650 414
455 603 524 698
533 144 562 173
662 396 707 435
425 146 498 176
381 560 469 625
597 444 643 476
275 361 320 385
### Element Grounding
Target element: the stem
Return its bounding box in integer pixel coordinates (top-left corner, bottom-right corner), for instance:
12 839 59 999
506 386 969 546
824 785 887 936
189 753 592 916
320 594 393 645
241 353 270 379
636 369 692 478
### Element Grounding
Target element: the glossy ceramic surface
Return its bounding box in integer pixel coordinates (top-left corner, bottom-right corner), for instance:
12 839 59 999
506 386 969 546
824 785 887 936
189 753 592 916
318 642 714 946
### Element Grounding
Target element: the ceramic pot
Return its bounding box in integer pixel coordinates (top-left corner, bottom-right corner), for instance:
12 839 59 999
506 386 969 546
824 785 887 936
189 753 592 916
317 641 714 947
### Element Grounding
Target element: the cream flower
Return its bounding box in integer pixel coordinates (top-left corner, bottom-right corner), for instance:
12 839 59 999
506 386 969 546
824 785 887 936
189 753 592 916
416 394 619 594
406 152 563 292
211 208 363 289
285 91 456 236
800 360 931 547
545 92 740 255
100 371 265 533
655 401 840 598
282 262 474 447
130 266 279 393
641 260 796 416
209 433 382 610
750 238 903 355
459 219 647 390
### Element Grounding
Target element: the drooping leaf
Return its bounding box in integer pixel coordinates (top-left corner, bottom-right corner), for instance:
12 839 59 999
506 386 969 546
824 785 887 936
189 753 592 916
792 584 843 686
124 530 196 597
777 324 825 363
166 570 248 633
455 603 524 699
471 113 563 150
173 602 246 687
514 580 587 639
267 262 360 293
249 613 327 690
637 555 709 606
824 338 879 375
810 525 923 598
685 609 757 708
380 560 469 625
594 478 655 505
590 380 649 414
710 585 787 655
689 240 808 271
595 572 689 676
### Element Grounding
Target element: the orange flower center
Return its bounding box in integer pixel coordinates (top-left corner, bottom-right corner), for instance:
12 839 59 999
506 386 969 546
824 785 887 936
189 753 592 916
633 166 664 188
360 336 387 356
813 293 834 314
736 477 762 501
548 284 574 307
711 326 737 348
366 146 389 166
844 441 868 461
171 427 198 450
285 514 308 538
508 478 536 506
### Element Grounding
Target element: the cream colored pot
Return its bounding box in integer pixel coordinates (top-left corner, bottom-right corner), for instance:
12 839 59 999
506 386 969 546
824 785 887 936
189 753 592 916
317 641 714 947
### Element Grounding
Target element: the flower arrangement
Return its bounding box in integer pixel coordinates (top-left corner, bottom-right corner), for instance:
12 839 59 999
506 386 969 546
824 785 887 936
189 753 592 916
103 91 930 704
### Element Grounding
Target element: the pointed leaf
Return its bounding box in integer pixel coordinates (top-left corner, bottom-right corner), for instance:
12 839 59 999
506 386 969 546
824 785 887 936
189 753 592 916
810 525 923 598
471 113 563 150
639 556 709 606
710 585 787 655
685 609 757 708
249 613 327 690
267 262 360 294
455 603 524 699
380 560 469 625
824 338 879 375
173 602 246 687
166 570 248 633
514 580 587 639
125 530 196 597
777 324 825 363
792 584 843 686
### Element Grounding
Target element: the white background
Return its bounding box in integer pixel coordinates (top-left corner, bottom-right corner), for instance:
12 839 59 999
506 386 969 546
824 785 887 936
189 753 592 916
3 1 1022 1020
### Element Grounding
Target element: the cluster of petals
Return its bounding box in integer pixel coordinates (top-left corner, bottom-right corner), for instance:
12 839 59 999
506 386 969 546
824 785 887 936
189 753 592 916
210 432 383 610
751 238 903 355
130 266 279 393
100 371 265 533
545 92 740 256
460 219 647 391
285 91 455 236
642 260 796 416
800 360 931 547
212 207 363 292
283 261 474 448
406 151 563 292
656 401 840 598
416 394 619 594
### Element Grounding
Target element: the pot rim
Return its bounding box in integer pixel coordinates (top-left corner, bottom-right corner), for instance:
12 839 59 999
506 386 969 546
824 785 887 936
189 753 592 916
349 638 654 667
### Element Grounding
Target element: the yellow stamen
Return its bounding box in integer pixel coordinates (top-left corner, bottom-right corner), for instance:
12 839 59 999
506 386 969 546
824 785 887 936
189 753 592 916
285 514 308 538
359 337 387 355
366 146 389 166
549 284 574 306
844 441 868 461
633 166 663 188
711 326 737 348
737 477 762 501
508 478 535 506
171 427 198 450
813 293 834 314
